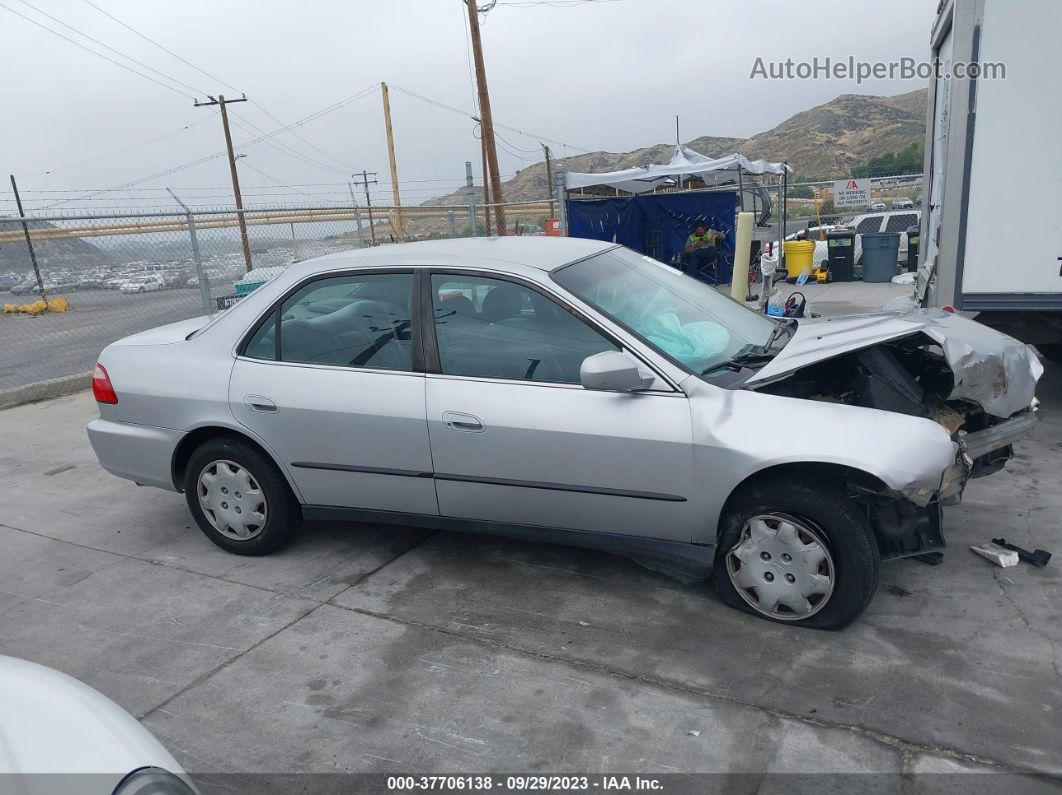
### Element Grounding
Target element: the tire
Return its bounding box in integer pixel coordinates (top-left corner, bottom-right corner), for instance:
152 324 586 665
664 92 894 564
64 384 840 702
138 287 144 294
713 477 879 630
184 436 301 555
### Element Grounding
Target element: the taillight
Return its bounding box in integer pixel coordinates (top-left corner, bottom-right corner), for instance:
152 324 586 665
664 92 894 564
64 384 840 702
942 304 956 313
92 363 118 404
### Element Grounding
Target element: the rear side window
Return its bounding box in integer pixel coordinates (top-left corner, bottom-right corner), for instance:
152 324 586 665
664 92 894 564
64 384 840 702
244 273 414 371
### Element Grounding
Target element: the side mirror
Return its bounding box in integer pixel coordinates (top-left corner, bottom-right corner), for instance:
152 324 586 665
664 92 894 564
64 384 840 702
580 351 654 392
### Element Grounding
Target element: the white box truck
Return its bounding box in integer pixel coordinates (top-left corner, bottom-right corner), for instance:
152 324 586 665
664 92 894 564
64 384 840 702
918 0 1062 360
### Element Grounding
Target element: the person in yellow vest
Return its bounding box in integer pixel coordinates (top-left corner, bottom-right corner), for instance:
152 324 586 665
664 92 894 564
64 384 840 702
681 221 722 279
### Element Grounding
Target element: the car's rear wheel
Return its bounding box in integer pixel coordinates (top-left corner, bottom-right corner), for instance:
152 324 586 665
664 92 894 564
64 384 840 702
185 436 300 555
713 477 879 630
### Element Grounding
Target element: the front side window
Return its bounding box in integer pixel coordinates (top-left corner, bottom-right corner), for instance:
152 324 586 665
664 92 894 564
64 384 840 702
553 247 777 375
245 272 413 370
431 274 617 383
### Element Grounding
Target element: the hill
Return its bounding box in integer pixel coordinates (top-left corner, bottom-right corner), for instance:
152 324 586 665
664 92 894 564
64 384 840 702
427 88 928 206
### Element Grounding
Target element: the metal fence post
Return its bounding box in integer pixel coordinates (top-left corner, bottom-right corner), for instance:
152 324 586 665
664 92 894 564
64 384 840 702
448 211 456 239
167 189 212 315
348 182 367 248
465 160 477 236
556 178 567 235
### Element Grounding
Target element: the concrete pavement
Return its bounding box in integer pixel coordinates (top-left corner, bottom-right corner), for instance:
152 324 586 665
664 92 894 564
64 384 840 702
0 303 1059 786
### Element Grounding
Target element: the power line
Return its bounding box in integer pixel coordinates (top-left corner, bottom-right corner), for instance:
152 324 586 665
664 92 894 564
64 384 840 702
79 0 244 94
227 112 350 175
13 0 206 96
387 83 590 153
67 0 357 179
0 0 194 98
39 86 377 210
236 159 340 204
247 101 356 171
17 115 215 178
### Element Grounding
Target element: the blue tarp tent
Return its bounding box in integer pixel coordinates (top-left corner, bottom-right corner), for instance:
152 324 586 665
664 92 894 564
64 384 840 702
566 191 737 281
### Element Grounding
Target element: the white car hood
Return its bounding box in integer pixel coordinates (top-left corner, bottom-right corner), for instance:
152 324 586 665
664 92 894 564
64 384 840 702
0 656 184 782
745 309 1043 418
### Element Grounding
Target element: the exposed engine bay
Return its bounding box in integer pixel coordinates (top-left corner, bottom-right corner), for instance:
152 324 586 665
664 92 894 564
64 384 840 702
753 333 1014 477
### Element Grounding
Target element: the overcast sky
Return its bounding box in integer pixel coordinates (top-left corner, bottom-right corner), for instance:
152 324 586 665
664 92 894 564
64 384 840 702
1 0 938 212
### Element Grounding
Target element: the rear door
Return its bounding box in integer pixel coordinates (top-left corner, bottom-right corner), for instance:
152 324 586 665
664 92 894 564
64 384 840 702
229 269 437 515
422 270 694 542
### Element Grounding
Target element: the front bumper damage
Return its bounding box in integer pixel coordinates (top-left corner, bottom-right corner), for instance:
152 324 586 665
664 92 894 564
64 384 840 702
935 410 1038 504
871 409 1036 562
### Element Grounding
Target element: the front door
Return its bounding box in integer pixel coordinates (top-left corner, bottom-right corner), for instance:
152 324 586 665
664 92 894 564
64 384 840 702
423 272 694 542
229 270 437 515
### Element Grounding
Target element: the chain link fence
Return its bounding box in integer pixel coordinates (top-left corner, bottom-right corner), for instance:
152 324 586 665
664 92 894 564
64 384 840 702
0 201 553 401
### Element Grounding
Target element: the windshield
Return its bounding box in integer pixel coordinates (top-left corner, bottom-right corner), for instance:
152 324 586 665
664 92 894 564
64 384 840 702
553 247 778 374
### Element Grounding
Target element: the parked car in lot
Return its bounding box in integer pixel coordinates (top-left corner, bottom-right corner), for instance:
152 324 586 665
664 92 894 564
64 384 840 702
120 274 164 294
87 238 1041 629
0 655 196 793
891 197 914 209
869 201 887 211
9 279 40 296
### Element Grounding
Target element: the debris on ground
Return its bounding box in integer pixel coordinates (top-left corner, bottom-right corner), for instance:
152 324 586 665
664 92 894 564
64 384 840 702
970 543 1019 567
687 730 700 737
991 538 1052 567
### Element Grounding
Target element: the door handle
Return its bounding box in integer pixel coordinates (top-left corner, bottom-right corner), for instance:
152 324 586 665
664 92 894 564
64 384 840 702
442 411 484 432
245 395 277 413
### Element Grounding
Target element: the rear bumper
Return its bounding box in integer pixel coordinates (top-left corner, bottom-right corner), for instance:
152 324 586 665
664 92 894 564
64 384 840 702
87 418 183 491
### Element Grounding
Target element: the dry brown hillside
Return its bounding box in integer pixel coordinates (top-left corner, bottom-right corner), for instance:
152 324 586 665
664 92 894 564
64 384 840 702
427 88 927 206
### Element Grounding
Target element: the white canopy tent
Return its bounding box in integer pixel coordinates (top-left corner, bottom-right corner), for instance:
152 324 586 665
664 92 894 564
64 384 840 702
564 146 791 194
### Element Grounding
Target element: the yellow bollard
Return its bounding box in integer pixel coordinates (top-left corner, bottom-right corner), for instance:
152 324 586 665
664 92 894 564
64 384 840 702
730 211 755 302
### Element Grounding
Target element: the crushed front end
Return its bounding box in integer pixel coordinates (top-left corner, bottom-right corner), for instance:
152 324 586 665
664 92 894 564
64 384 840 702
744 309 1042 561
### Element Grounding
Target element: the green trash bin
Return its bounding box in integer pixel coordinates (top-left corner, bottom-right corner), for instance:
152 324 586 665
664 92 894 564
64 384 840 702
861 232 901 282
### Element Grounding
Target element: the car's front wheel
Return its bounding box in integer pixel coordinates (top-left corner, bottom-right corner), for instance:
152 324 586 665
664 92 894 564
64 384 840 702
713 477 879 630
185 436 301 555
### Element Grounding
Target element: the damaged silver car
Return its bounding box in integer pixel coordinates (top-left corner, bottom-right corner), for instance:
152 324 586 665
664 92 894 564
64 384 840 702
86 238 1041 629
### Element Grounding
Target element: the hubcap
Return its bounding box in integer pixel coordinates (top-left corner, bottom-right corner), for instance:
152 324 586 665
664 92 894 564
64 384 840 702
197 459 267 541
725 513 835 621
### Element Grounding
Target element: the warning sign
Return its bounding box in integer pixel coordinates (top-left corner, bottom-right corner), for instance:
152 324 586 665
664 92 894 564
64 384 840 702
833 178 871 208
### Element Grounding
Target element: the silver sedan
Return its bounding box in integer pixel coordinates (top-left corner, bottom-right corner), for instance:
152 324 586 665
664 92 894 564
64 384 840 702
87 238 1041 629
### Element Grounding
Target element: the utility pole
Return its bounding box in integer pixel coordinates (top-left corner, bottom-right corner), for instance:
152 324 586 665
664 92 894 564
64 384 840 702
541 143 555 218
466 0 506 233
194 93 253 271
380 82 405 242
352 171 378 246
8 175 46 304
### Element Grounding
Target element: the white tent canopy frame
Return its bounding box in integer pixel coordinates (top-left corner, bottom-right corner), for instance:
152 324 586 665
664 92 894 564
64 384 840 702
564 146 791 194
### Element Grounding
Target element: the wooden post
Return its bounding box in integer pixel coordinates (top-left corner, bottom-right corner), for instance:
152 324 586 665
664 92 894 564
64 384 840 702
466 0 506 233
195 93 253 271
380 82 405 241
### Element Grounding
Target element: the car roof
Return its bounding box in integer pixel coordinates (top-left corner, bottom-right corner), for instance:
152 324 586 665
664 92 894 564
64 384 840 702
291 236 617 273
